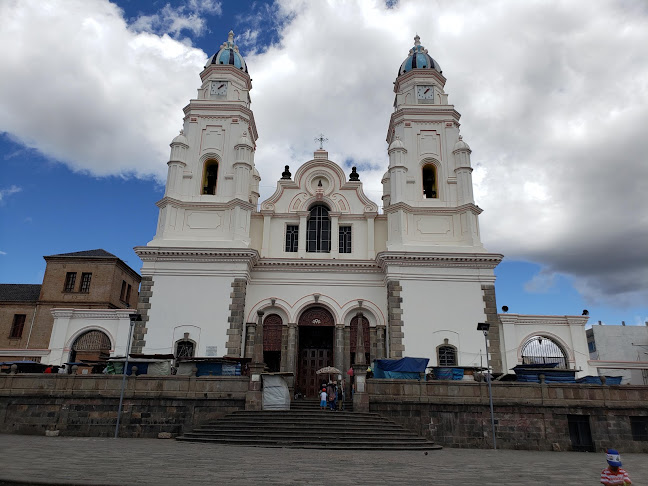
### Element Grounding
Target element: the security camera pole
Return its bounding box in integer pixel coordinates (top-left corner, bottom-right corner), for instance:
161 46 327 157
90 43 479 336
114 313 141 438
477 322 496 450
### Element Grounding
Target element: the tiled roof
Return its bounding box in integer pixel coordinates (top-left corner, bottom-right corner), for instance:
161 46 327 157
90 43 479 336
46 249 117 258
0 284 42 302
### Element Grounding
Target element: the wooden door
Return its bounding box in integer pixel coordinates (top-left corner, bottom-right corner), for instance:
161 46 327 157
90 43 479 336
299 348 332 398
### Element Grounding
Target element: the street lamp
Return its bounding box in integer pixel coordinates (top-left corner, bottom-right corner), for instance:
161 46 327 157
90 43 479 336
477 322 497 450
114 312 141 439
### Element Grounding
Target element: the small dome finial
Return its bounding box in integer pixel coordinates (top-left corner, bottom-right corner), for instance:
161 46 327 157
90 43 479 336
414 34 421 46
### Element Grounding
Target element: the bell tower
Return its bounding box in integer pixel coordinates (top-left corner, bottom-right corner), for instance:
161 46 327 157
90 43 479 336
383 35 482 251
150 30 259 248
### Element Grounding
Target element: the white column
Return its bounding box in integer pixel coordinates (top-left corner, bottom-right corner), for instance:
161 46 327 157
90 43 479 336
298 212 308 257
366 214 376 259
330 213 339 257
261 213 271 257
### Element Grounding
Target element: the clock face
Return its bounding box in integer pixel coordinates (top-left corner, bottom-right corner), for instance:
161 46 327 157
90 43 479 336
210 81 227 96
417 85 434 100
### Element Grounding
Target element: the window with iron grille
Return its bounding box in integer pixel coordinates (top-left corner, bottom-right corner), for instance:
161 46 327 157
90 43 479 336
79 273 92 293
10 314 26 338
306 205 330 253
339 226 352 253
438 345 457 366
631 416 648 441
64 272 76 292
285 225 299 252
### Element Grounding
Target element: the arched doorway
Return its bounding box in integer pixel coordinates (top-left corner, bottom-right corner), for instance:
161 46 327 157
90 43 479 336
263 314 283 372
520 335 568 369
70 330 111 363
297 306 334 398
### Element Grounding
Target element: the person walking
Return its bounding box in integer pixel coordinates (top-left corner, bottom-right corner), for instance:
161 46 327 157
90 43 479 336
600 449 632 485
319 388 327 411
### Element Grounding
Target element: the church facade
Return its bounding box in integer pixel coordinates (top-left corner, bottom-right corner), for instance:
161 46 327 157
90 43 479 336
131 32 591 397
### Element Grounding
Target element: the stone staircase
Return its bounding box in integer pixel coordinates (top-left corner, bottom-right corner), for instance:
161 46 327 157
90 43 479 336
176 401 440 450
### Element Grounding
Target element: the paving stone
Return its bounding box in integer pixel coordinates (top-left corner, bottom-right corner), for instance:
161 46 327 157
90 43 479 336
0 434 646 485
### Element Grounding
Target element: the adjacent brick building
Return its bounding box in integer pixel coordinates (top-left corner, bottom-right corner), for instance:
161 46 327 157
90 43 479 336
0 249 140 363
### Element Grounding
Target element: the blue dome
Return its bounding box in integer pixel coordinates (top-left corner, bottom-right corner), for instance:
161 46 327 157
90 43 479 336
206 30 248 73
398 35 441 76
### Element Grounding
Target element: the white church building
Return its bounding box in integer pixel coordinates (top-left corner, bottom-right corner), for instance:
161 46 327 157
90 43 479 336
47 32 593 395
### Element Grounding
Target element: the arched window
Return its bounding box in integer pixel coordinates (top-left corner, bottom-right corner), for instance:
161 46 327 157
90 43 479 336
70 330 111 363
437 343 457 367
422 164 437 199
175 340 195 360
520 335 568 369
263 314 283 372
202 160 219 195
306 204 331 253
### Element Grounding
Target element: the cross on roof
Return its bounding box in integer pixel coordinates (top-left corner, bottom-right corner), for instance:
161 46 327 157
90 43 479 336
314 133 328 150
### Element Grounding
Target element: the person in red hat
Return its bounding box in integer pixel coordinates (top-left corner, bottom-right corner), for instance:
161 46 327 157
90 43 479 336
600 449 632 485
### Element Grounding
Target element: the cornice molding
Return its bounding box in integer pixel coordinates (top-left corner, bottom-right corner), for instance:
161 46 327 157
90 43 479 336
156 196 255 212
51 309 133 320
254 258 382 274
376 251 503 269
134 247 260 266
383 202 483 216
183 103 258 140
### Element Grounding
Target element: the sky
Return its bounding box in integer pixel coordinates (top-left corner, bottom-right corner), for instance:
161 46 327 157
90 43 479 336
0 0 646 327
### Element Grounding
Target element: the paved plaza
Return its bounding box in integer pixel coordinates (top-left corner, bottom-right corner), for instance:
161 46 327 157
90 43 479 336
0 434 646 485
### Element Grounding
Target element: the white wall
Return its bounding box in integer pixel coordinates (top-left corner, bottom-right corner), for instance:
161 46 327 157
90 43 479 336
499 314 593 376
400 280 487 366
143 272 235 358
48 309 133 366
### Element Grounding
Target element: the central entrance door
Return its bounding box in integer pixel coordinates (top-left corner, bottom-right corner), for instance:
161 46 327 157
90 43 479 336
297 307 334 398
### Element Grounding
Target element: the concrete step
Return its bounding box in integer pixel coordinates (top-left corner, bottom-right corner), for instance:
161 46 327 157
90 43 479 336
177 408 440 451
176 436 442 450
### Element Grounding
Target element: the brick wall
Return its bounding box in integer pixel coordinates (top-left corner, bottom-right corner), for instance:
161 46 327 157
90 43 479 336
368 379 648 452
0 374 247 438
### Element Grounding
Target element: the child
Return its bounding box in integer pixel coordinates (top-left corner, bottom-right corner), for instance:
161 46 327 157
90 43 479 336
319 388 327 411
601 449 632 485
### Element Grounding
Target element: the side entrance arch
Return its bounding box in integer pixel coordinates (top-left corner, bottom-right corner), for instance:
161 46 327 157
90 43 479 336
297 306 335 398
69 330 111 363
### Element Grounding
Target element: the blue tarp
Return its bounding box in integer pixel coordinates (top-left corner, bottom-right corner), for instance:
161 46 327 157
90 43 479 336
512 365 576 383
432 367 465 380
373 357 429 379
576 375 623 385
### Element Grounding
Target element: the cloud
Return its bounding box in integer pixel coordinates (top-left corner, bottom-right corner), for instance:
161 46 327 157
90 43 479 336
524 270 557 294
0 0 647 308
0 250 7 255
0 0 207 179
130 0 222 39
0 185 21 203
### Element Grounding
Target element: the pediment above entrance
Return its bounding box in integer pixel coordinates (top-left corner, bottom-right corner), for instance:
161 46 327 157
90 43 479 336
261 157 378 214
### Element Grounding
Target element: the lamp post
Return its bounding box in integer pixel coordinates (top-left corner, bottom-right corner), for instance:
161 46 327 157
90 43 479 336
477 322 496 450
114 313 141 439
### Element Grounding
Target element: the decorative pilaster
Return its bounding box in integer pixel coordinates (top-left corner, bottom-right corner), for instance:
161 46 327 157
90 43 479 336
131 276 153 354
375 324 386 360
334 324 345 373
387 280 405 358
286 323 297 375
246 310 265 411
481 284 503 373
225 278 248 357
352 312 369 412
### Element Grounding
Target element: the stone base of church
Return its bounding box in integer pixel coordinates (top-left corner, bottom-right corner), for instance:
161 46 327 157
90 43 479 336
1 373 647 451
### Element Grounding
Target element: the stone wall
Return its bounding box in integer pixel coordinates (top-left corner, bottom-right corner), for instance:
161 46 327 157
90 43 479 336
0 374 247 438
368 379 648 452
